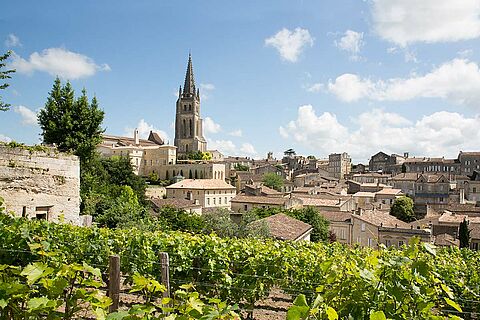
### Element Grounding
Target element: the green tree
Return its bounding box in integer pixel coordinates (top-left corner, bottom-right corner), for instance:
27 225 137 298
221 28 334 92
233 163 249 171
0 51 15 111
284 148 296 157
95 186 146 228
262 173 284 191
37 78 104 162
80 155 147 217
459 218 471 249
390 196 415 223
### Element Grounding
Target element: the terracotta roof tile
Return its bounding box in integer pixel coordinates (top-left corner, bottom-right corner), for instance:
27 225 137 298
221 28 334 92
257 213 312 241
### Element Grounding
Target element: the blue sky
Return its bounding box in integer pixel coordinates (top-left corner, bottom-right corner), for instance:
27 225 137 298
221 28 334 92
2 0 480 163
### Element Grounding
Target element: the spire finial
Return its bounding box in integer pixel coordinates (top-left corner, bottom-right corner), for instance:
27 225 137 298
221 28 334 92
183 53 195 96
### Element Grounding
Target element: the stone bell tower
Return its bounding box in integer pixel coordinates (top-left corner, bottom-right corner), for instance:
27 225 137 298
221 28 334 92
174 54 207 157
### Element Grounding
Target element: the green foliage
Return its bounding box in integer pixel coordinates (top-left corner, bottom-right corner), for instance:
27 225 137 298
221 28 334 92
157 206 205 232
0 51 15 111
80 155 148 225
201 209 270 239
233 163 249 171
251 207 330 242
284 148 296 156
390 196 415 222
1 217 479 319
262 172 284 191
0 256 238 319
37 77 105 162
185 151 212 161
459 218 471 249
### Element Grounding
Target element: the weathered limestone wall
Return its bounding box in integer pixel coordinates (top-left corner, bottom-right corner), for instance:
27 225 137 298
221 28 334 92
0 145 81 225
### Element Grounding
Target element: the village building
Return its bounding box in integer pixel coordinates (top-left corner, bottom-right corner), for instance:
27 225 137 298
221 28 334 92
318 211 353 245
458 152 480 176
231 195 303 213
0 145 82 225
165 179 236 210
254 213 313 241
328 152 351 179
150 197 202 215
351 210 432 248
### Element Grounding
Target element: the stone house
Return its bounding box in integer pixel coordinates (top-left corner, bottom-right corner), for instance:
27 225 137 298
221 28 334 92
254 213 312 241
328 153 351 179
402 157 459 175
318 211 353 245
464 170 480 202
389 173 419 196
352 173 390 185
414 174 450 206
0 145 81 225
150 198 202 215
351 210 432 248
166 179 236 210
231 195 303 213
297 195 356 212
458 152 480 176
374 188 403 206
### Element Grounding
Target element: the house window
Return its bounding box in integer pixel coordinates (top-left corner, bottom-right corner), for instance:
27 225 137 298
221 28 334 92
398 240 404 247
361 223 365 232
474 187 477 193
225 197 227 203
213 198 216 205
207 198 210 205
385 239 391 247
340 229 346 240
367 238 373 247
22 206 27 218
244 205 248 211
219 198 222 205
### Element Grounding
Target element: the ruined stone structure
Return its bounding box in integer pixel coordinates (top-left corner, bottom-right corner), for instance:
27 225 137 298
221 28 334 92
0 145 81 225
174 54 207 157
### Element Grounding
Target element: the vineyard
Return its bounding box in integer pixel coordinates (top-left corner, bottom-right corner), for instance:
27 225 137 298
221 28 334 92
1 213 480 319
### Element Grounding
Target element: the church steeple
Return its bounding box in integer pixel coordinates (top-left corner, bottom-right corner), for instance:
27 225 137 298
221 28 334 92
182 53 196 96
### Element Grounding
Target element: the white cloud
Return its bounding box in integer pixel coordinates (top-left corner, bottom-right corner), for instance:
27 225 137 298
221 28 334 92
200 83 215 91
209 139 258 157
265 27 314 62
229 129 243 137
327 59 480 107
306 83 324 93
404 49 418 63
280 105 480 162
199 83 215 100
327 74 374 102
204 117 221 134
14 105 37 125
208 139 237 155
458 49 473 58
240 143 257 156
10 47 111 79
0 134 12 143
371 0 480 46
335 30 364 60
5 34 21 47
124 119 169 143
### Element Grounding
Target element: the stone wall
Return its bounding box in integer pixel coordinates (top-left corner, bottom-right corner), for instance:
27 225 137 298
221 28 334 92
0 145 81 225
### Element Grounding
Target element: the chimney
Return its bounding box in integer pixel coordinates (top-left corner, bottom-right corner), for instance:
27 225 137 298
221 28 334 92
134 128 140 145
460 188 465 204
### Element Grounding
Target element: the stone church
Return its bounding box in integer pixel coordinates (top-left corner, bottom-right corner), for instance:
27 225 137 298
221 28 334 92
174 54 208 157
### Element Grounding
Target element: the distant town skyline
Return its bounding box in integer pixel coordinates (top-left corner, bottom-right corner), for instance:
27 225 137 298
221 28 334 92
2 0 480 163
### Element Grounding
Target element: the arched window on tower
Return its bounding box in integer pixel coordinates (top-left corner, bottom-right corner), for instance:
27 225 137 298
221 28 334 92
189 119 193 137
183 119 186 138
185 144 189 153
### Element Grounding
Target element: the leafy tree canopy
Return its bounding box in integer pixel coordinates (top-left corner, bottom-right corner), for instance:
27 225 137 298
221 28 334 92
459 218 471 249
0 51 15 111
37 77 104 162
233 163 249 171
390 196 415 223
262 172 284 191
